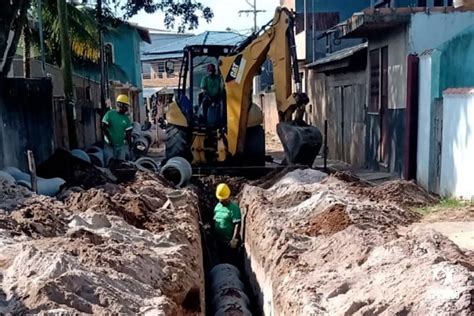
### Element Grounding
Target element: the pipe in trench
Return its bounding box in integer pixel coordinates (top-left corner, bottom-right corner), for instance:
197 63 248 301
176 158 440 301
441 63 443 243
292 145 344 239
210 264 252 316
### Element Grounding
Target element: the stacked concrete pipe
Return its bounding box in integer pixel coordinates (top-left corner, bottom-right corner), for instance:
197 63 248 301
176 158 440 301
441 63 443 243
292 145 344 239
210 264 251 316
85 146 105 167
131 123 163 156
2 167 65 197
70 149 91 163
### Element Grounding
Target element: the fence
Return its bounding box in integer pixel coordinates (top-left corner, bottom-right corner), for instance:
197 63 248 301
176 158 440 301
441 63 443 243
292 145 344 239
0 78 54 170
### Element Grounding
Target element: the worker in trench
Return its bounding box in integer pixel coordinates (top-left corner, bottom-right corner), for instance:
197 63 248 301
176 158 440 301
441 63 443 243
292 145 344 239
102 94 133 166
213 183 241 264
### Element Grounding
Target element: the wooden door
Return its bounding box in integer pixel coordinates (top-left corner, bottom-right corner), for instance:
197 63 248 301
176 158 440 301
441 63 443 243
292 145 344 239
379 46 389 166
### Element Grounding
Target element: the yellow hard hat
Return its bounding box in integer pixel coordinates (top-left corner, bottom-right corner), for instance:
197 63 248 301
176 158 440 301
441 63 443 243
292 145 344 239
116 94 130 106
216 183 231 200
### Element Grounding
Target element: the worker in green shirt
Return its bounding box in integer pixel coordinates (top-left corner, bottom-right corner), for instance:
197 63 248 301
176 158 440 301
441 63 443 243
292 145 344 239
201 64 222 99
213 183 241 263
102 94 133 166
200 63 223 124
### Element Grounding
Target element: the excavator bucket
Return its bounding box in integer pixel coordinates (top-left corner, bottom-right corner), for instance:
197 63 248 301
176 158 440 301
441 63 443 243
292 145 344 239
277 121 323 166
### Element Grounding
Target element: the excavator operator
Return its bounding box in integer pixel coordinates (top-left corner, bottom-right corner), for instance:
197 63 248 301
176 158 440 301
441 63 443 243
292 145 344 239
199 63 223 124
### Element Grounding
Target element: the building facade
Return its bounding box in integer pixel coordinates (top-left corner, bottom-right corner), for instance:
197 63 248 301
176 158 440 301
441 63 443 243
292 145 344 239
308 5 474 178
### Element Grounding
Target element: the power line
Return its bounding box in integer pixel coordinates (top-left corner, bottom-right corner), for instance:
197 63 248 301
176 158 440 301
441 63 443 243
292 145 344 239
238 0 266 33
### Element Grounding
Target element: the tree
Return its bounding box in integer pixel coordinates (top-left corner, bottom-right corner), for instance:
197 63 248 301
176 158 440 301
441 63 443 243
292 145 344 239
121 0 214 32
0 0 31 76
1 0 214 77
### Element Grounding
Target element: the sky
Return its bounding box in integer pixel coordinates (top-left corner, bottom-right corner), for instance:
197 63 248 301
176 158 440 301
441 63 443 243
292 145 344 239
129 0 280 35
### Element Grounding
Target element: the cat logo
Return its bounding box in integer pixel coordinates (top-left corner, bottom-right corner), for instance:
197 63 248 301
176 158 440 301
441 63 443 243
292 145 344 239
225 55 246 84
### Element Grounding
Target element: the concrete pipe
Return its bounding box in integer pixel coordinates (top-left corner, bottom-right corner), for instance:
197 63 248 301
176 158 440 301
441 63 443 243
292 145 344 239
214 305 252 316
141 129 157 146
14 178 65 196
88 152 104 167
134 157 159 173
3 167 31 182
132 122 142 138
0 171 15 184
211 276 245 293
160 157 192 188
133 136 151 156
210 264 242 279
212 288 250 312
166 190 187 208
3 167 65 196
16 180 32 190
157 128 166 145
37 177 66 196
70 149 91 163
86 146 103 154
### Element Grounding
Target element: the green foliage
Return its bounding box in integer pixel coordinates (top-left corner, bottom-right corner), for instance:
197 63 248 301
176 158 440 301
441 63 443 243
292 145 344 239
416 198 469 215
120 0 214 32
30 0 99 65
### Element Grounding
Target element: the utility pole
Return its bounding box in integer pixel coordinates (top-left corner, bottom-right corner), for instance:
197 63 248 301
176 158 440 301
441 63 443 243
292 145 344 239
57 0 77 148
238 0 266 94
238 0 266 33
97 0 108 111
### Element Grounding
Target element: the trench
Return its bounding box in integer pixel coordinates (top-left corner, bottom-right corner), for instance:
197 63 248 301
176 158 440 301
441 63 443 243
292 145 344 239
191 175 264 316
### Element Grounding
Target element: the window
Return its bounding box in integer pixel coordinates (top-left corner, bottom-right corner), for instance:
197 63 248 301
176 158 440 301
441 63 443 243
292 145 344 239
418 0 453 6
157 62 165 79
369 49 380 113
104 43 114 64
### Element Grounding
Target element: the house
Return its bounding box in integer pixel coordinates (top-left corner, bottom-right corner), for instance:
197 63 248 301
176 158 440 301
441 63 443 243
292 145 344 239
417 25 474 197
307 4 474 178
75 21 151 123
10 20 150 149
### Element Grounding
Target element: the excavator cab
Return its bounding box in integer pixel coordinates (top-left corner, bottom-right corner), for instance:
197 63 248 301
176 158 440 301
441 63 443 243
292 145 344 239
165 44 266 167
165 7 322 169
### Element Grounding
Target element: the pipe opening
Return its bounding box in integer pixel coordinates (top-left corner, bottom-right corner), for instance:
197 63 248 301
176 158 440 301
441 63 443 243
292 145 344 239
162 167 182 187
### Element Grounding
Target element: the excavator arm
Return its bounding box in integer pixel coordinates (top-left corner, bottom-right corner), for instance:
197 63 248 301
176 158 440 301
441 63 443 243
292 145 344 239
219 7 322 165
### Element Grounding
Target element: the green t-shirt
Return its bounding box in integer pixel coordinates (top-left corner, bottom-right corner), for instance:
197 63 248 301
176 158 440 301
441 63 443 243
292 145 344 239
102 109 133 146
200 74 222 98
213 201 241 242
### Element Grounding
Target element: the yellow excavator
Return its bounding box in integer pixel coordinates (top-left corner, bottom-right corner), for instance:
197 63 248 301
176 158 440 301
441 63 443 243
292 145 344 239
164 7 322 170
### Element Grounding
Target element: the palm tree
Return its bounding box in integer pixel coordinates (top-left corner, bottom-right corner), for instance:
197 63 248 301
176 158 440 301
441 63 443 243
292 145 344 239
28 0 100 67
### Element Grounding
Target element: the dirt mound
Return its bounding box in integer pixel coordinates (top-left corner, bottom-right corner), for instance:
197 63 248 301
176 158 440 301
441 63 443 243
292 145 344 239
0 180 34 212
240 168 473 315
350 179 439 209
37 149 109 189
299 203 352 236
0 172 204 315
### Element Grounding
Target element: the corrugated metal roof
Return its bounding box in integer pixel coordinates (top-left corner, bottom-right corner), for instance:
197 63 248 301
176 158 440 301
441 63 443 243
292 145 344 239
141 52 183 62
141 31 246 61
306 42 368 68
140 33 193 57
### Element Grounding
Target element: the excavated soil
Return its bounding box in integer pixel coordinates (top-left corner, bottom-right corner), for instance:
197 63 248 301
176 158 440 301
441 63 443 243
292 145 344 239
240 169 473 315
0 173 204 315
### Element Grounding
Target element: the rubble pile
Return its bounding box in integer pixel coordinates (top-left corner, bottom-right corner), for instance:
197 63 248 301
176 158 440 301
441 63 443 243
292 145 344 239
240 169 473 315
0 173 204 315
